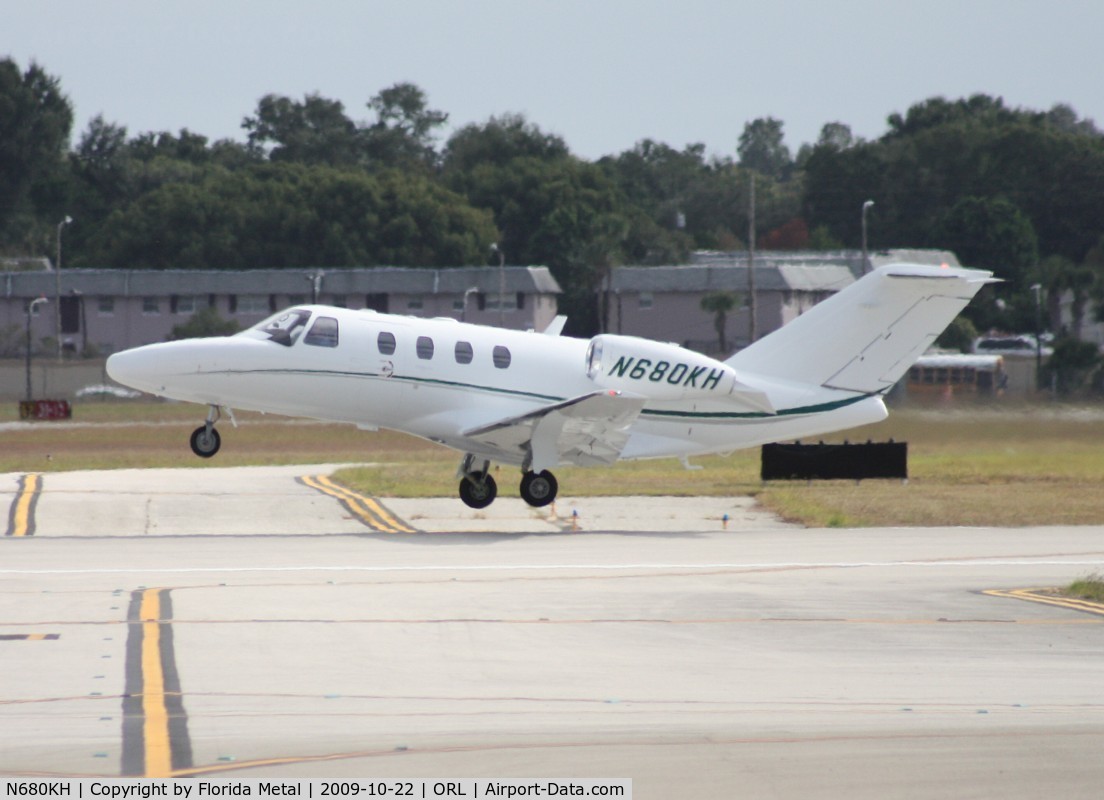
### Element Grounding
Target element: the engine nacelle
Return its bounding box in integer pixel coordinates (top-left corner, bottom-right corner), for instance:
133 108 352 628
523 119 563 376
585 334 739 401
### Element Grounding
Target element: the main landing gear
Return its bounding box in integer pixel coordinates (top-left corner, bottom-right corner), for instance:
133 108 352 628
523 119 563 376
189 404 225 458
457 454 559 510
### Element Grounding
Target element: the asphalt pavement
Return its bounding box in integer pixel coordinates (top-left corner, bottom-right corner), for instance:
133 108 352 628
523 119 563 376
2 465 1103 799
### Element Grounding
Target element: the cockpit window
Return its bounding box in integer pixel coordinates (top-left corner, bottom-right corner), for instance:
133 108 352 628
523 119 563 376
304 316 339 348
256 309 311 347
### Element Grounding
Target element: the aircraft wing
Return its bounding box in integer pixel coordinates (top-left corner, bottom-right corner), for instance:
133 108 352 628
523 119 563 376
462 391 646 472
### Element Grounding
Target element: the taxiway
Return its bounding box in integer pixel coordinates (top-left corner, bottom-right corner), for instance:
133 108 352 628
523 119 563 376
2 466 1103 799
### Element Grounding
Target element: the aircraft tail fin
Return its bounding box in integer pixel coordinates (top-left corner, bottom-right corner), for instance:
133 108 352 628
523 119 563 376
726 264 996 394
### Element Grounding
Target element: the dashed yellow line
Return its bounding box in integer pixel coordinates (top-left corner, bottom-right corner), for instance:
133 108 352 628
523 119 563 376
6 473 42 537
300 475 418 533
983 588 1104 618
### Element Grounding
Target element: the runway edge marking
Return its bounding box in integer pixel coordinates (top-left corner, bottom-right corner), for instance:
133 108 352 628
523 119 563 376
983 588 1104 618
298 474 420 534
122 588 194 777
5 473 42 537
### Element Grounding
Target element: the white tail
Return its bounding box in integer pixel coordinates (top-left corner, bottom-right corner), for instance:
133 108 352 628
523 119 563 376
727 263 995 394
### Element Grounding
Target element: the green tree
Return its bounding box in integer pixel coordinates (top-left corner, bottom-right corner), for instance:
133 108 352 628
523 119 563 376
738 117 792 180
0 58 73 248
443 113 570 174
362 82 448 170
242 93 361 166
1042 337 1102 395
933 196 1038 282
84 163 497 269
700 291 740 353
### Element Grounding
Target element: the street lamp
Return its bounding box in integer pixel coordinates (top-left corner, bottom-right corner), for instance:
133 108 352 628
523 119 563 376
861 200 875 274
55 215 73 359
461 286 479 322
26 297 48 402
490 243 505 327
1030 282 1042 390
305 269 325 304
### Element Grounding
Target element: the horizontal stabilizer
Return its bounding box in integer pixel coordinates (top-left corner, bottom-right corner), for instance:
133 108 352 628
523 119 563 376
463 391 646 472
727 264 995 394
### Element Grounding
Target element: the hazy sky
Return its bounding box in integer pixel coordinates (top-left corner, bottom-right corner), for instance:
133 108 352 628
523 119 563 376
5 0 1102 160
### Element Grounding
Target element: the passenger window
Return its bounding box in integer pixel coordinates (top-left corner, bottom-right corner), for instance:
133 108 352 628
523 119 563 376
417 336 435 360
454 341 474 364
493 345 511 369
304 317 339 347
377 331 396 355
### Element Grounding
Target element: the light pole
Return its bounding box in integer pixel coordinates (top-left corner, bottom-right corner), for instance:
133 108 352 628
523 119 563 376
55 215 73 359
491 243 505 327
1031 282 1042 390
26 297 48 402
306 269 325 304
461 286 479 322
861 200 875 274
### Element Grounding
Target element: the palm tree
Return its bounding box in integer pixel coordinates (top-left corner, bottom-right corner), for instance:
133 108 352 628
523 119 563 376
700 291 740 354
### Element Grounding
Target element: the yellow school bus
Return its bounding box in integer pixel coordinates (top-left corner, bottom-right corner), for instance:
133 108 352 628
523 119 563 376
907 354 1006 396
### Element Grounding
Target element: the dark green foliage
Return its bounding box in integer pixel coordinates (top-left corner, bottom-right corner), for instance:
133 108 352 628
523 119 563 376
0 58 74 249
1042 337 1103 395
934 315 978 353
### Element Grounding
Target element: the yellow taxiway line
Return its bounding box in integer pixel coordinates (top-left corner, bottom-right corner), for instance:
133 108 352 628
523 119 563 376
6 473 42 537
299 474 418 533
983 587 1104 618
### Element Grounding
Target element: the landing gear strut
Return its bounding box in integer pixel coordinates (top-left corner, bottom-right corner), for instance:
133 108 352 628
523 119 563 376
458 454 497 509
189 405 222 458
520 470 558 507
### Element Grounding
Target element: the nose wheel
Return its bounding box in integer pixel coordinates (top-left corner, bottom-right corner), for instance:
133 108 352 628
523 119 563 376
189 404 224 458
189 425 221 458
520 470 558 507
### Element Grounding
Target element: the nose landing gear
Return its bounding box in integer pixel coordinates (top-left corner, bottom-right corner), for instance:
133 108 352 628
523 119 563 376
189 404 225 458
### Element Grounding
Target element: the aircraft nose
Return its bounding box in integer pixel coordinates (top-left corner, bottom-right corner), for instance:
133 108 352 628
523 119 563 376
106 346 163 393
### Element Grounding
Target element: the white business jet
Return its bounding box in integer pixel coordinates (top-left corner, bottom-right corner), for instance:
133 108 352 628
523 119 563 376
106 263 992 508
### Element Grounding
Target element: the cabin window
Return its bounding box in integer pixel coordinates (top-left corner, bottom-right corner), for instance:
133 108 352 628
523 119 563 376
454 341 474 364
493 345 511 369
377 331 396 355
417 336 435 360
304 316 339 348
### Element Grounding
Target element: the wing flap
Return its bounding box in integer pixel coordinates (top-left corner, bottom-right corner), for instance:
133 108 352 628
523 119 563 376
462 391 646 472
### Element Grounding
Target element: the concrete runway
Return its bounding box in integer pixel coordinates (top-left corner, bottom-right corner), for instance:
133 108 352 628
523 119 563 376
3 465 1104 798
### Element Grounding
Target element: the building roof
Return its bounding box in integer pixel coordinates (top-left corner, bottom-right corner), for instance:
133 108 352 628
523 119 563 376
2 266 562 299
689 248 961 277
611 262 855 294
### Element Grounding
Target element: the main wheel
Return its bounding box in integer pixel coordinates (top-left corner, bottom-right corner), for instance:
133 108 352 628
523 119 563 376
520 470 558 507
459 473 497 509
189 425 221 458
